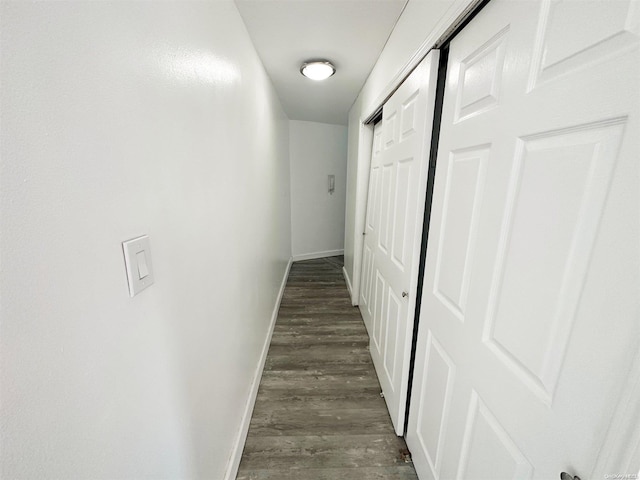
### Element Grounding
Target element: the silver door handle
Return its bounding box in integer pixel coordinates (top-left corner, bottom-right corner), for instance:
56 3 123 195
560 473 581 480
402 291 408 298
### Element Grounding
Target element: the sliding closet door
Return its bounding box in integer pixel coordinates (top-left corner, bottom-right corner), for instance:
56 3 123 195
407 0 639 478
359 122 382 336
359 51 439 435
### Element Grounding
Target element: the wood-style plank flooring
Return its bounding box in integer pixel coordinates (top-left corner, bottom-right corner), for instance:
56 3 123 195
236 256 417 480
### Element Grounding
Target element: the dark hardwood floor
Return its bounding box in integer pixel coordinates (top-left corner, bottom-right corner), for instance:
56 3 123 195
236 256 418 480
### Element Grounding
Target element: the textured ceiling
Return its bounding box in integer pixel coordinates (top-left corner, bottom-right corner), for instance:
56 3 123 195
235 0 407 125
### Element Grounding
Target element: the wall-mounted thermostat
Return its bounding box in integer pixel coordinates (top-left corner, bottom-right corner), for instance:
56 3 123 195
122 235 154 297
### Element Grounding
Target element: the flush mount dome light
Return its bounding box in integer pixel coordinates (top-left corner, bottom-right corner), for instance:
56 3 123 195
300 60 335 81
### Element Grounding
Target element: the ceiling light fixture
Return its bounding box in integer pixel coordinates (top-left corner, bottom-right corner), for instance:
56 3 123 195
300 60 335 81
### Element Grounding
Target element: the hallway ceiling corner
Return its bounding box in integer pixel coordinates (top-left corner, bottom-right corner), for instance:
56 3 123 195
234 0 408 126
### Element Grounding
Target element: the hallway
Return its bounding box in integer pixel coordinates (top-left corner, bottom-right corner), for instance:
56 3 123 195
236 257 418 480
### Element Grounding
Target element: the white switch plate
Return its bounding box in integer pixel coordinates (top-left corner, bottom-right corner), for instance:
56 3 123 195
122 235 154 297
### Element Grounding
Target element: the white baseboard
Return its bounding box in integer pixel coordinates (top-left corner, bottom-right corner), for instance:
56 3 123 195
292 249 344 262
223 256 293 480
342 266 357 306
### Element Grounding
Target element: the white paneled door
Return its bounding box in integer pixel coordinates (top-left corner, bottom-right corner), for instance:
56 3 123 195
406 0 639 479
360 121 383 337
359 52 440 435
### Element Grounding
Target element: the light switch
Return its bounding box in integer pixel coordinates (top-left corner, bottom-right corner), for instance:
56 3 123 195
136 251 149 279
122 235 154 297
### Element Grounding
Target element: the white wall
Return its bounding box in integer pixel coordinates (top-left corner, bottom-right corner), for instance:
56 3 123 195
343 0 475 302
290 120 348 260
0 2 291 479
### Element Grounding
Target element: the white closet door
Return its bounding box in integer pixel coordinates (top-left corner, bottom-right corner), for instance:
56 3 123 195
360 121 383 336
359 51 440 435
406 0 640 479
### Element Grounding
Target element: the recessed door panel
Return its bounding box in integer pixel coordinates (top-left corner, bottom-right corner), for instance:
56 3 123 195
433 146 488 322
455 28 508 122
383 287 402 390
392 157 414 269
361 244 372 306
379 164 394 253
530 0 639 88
414 332 456 480
373 270 385 353
457 392 533 480
484 121 625 403
401 91 420 141
366 167 379 232
385 111 397 148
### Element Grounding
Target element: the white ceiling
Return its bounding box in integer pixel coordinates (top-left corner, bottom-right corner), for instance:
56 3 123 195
235 0 407 125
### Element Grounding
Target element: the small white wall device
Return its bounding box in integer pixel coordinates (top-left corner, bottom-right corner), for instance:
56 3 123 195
122 235 154 297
